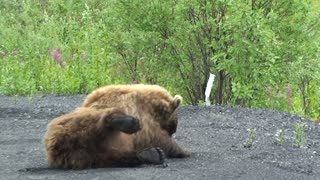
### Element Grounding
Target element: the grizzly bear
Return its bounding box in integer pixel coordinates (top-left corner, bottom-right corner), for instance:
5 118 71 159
44 84 190 169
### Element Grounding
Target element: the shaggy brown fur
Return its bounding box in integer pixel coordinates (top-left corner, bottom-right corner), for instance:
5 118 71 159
82 84 183 136
44 107 166 169
44 84 190 169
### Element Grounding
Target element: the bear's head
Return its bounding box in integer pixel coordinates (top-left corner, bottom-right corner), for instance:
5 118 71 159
151 95 182 136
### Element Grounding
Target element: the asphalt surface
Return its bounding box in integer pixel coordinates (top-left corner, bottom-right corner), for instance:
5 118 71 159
0 95 320 180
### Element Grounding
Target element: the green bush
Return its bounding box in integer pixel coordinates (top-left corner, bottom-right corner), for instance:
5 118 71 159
0 0 319 121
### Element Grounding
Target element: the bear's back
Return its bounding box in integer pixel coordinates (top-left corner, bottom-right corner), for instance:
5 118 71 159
82 84 173 108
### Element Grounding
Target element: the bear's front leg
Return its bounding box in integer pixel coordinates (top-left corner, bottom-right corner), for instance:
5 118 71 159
159 136 191 158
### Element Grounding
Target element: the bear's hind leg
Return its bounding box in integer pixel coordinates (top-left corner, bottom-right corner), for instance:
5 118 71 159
113 147 165 167
100 112 141 134
136 147 165 165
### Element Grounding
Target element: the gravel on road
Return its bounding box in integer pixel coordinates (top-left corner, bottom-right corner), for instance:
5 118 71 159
0 95 319 180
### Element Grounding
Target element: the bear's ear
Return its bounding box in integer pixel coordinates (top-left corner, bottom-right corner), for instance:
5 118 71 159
172 95 182 109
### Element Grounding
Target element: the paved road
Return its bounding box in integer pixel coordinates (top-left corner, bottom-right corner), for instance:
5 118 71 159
0 95 319 180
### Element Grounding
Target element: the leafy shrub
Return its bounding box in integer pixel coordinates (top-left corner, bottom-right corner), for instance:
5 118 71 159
0 0 319 120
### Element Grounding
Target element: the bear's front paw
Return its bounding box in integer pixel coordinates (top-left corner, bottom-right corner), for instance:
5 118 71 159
137 147 165 165
170 150 191 158
109 115 141 134
180 150 191 158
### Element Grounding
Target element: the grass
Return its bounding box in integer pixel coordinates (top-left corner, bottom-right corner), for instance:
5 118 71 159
275 129 284 146
294 123 306 148
243 128 256 148
0 0 128 96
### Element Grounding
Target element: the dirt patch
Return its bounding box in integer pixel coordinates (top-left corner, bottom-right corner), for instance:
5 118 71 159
0 95 319 180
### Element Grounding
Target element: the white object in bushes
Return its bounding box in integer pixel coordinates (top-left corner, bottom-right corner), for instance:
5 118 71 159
205 73 215 106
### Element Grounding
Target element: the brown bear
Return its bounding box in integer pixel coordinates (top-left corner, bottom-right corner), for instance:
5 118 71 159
44 84 190 169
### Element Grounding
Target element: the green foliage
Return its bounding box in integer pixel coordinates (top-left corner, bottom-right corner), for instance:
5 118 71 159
275 129 284 145
0 0 319 120
0 0 124 95
294 123 306 147
243 128 256 148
